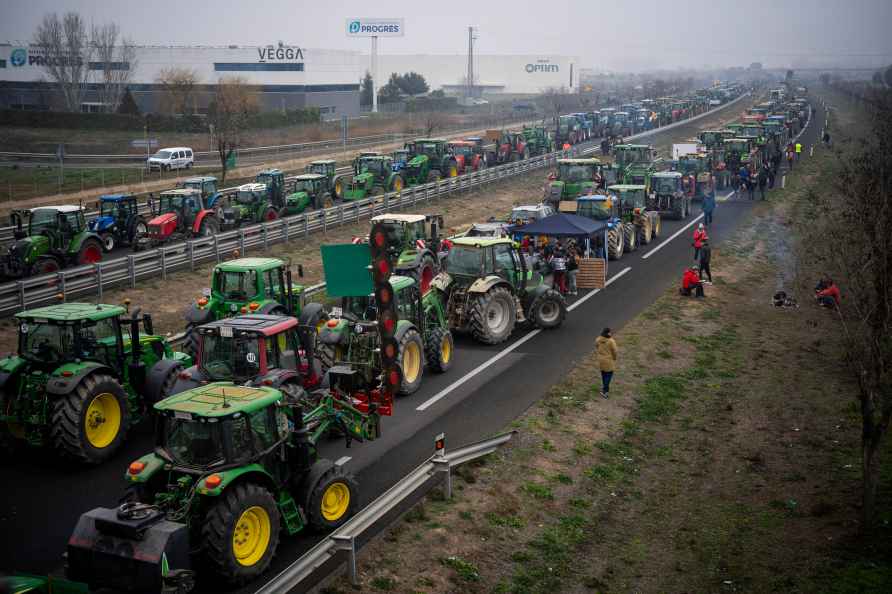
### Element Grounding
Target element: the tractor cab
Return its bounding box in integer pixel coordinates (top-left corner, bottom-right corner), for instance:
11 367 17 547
355 154 392 177
698 130 724 149
204 258 302 316
652 172 684 196
146 188 205 240
218 183 277 229
180 176 220 206
406 139 447 161
291 173 330 210
608 184 648 217
369 213 443 292
613 144 655 170
575 194 617 221
391 149 410 169
94 194 138 227
306 159 337 179
306 160 343 198
545 158 604 203
256 169 285 198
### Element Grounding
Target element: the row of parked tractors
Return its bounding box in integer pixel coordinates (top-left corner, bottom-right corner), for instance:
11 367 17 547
0 203 575 592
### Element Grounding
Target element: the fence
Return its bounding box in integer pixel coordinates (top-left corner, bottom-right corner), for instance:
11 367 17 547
0 92 749 319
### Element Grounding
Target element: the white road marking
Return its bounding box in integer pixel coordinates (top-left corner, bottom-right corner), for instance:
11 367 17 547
567 266 632 312
810 146 814 157
782 176 786 189
642 212 704 260
415 267 632 412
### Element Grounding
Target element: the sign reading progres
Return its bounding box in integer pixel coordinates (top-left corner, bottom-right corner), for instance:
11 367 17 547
346 18 405 37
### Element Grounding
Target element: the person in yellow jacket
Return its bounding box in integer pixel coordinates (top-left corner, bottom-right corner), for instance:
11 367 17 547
795 142 802 160
596 327 618 399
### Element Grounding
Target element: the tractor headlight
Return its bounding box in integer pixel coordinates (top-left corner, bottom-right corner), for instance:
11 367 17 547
229 303 238 313
354 324 364 334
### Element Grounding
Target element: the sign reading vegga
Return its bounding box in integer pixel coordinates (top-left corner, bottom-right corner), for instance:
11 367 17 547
346 18 405 37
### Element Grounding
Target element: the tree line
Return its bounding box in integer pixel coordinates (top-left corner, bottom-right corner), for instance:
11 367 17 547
360 71 431 106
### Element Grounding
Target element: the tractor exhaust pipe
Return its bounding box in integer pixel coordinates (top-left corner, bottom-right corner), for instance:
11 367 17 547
129 307 147 395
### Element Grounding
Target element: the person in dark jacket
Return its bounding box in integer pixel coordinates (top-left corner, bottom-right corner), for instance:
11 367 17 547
698 239 712 283
701 191 716 226
757 170 768 200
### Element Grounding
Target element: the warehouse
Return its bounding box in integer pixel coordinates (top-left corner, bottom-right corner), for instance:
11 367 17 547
0 43 363 116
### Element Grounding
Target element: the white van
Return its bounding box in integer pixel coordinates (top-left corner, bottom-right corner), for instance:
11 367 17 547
147 147 194 171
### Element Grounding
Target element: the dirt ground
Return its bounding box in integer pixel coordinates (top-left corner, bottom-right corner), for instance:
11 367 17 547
312 94 892 594
0 97 754 354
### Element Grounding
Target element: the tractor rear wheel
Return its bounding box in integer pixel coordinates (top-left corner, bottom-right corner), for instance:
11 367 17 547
425 326 454 373
50 373 129 464
529 289 566 330
30 256 60 276
300 460 358 531
468 286 516 345
623 222 638 252
182 322 200 358
263 207 279 222
415 253 437 295
203 482 280 585
397 329 424 395
607 226 624 260
76 238 103 265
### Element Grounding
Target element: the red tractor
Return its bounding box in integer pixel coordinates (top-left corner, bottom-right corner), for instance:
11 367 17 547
134 188 220 250
448 140 486 174
495 131 529 163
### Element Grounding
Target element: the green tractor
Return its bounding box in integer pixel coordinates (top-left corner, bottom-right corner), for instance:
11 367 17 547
290 173 336 211
319 243 454 396
0 303 191 464
182 257 325 359
544 158 605 205
66 220 405 592
306 159 348 200
367 213 445 294
343 154 406 200
256 168 316 214
219 183 281 229
612 144 657 181
405 138 459 179
608 184 662 248
0 205 104 278
522 125 554 156
436 237 567 345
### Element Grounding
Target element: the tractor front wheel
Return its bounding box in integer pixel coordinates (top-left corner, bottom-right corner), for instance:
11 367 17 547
529 289 567 330
607 226 624 260
397 329 425 395
425 326 454 373
203 482 280 585
300 460 358 531
263 207 279 222
50 374 129 464
469 286 516 345
30 256 60 276
623 222 638 252
76 238 103 266
100 233 116 252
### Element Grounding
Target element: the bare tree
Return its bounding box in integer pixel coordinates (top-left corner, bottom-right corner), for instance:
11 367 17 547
539 86 571 126
33 12 92 112
156 67 199 116
794 89 892 533
208 77 258 183
91 23 137 113
422 110 447 137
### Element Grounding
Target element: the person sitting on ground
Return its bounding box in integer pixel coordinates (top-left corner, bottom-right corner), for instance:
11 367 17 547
815 277 840 308
680 265 705 297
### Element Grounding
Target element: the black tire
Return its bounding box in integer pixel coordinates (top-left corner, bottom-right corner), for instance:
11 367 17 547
412 253 437 295
153 363 182 405
529 289 567 330
202 482 280 586
299 460 358 531
100 233 116 252
397 328 424 395
183 323 199 358
76 238 103 266
607 225 624 260
50 373 129 465
623 222 638 252
425 326 454 373
200 217 219 237
468 286 516 345
30 256 60 276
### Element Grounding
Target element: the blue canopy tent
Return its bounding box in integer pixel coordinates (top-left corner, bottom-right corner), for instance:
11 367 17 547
513 213 610 272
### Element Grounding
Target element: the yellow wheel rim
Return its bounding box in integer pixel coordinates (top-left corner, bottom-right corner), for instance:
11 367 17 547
321 482 350 521
441 336 452 364
402 341 421 383
233 506 271 567
449 166 458 178
394 178 403 192
84 392 121 449
335 180 342 196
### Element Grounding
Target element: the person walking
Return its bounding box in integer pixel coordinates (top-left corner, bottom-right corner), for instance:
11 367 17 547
551 246 567 293
596 327 618 399
758 168 768 200
746 175 755 200
566 249 579 296
795 142 802 161
698 239 712 283
702 190 716 226
767 166 776 190
823 131 831 146
692 223 708 260
786 148 795 171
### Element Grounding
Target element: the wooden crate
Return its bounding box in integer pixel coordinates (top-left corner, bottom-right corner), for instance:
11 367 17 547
577 257 606 289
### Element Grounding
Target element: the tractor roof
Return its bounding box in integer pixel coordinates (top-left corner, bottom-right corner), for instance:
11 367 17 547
465 136 482 141
360 154 390 161
371 213 426 224
451 236 511 248
32 204 82 214
98 194 134 202
310 159 336 166
257 169 284 176
652 171 683 178
201 314 298 336
614 144 651 149
216 257 285 272
390 275 414 291
294 173 325 181
155 382 281 418
183 176 217 184
161 188 201 197
413 138 446 143
238 183 266 193
448 140 474 147
558 158 602 165
608 184 646 191
16 302 125 322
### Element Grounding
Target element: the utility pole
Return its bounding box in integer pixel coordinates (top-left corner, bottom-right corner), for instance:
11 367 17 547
466 26 477 101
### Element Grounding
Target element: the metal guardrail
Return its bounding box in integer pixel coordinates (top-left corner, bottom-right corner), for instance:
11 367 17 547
0 94 748 319
254 431 517 594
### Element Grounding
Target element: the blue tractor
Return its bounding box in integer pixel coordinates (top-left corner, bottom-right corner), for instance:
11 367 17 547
181 176 223 209
574 194 627 261
88 194 147 251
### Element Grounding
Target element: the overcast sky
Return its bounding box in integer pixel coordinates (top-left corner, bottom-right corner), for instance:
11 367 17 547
2 0 891 71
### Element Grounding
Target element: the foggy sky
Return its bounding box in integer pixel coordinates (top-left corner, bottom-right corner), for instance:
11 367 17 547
2 0 891 71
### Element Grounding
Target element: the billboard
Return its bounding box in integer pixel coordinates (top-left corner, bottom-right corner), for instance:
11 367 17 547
346 18 405 37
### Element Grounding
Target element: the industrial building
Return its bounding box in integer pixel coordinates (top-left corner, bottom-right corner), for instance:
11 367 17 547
0 43 363 116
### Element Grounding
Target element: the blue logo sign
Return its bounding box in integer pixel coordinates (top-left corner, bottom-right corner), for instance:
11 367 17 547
10 48 26 67
349 21 361 33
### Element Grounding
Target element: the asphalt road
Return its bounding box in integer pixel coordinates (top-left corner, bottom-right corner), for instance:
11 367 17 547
0 99 820 593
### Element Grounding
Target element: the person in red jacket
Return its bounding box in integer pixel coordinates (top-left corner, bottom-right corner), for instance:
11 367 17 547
692 223 708 260
816 277 840 308
680 265 704 297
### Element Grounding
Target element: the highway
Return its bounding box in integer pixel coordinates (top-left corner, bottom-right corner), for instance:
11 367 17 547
0 95 817 593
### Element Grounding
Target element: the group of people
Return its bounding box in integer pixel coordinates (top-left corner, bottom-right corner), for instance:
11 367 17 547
519 236 582 296
679 222 712 298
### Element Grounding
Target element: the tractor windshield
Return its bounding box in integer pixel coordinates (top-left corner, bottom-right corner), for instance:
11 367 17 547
360 158 385 176
617 190 646 208
158 195 186 214
28 209 61 235
99 201 119 218
653 177 679 194
342 295 376 321
199 333 262 381
444 245 483 276
236 190 259 205
160 417 224 468
18 321 73 363
576 199 611 221
420 144 440 158
559 164 594 182
293 179 316 193
214 270 258 301
450 145 473 157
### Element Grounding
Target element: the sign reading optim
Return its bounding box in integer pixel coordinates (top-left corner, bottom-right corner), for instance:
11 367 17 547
346 18 405 37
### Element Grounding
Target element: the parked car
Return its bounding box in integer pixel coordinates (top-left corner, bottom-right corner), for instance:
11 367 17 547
147 147 194 171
